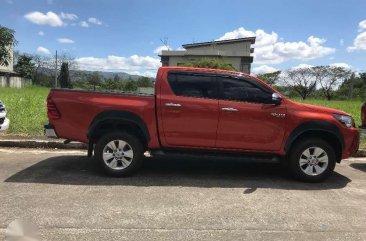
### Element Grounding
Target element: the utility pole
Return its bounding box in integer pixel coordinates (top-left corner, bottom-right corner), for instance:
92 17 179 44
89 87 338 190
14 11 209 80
348 72 355 99
54 50 58 88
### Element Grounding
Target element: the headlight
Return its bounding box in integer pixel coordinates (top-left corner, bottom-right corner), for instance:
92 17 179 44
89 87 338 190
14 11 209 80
333 114 354 128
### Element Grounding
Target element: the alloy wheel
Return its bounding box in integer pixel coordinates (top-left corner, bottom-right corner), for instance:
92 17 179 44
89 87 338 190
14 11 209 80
102 140 134 170
299 147 329 176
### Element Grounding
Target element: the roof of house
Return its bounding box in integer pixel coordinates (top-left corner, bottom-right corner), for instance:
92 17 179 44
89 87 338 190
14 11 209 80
182 37 256 49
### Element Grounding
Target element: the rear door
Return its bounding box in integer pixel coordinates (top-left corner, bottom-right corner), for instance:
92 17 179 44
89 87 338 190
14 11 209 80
159 72 219 148
215 76 287 151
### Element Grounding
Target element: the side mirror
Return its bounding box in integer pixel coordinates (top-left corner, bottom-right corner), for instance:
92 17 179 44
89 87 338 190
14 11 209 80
272 93 282 105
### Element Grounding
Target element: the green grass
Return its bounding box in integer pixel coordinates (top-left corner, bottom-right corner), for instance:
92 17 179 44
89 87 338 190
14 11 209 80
0 86 49 136
294 98 366 150
293 98 363 127
0 86 364 150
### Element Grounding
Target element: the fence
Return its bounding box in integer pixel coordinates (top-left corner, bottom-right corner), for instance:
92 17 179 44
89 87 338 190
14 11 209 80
0 76 32 88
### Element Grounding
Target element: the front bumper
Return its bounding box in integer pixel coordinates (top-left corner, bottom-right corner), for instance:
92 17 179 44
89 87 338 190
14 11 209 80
44 124 58 138
0 117 10 131
360 126 366 138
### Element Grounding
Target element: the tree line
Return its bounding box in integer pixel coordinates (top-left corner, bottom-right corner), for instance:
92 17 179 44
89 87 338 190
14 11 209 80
257 66 366 100
10 52 154 92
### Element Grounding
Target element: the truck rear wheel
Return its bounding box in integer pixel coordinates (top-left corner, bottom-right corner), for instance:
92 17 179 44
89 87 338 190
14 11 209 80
288 138 336 182
94 131 144 177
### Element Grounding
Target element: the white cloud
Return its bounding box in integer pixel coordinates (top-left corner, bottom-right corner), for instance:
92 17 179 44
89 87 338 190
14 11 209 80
79 21 89 28
37 46 50 55
252 65 279 74
57 38 75 44
358 20 366 32
218 27 278 47
347 31 366 52
24 11 63 27
75 55 161 75
60 12 78 21
291 64 314 69
218 27 335 64
339 39 344 46
153 45 171 54
38 31 45 36
88 17 102 25
329 63 352 69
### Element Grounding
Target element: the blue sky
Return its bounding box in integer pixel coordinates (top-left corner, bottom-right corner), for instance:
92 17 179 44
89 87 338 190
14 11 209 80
1 0 366 76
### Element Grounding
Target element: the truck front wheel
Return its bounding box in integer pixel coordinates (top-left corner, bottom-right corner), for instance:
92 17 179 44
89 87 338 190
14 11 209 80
288 138 336 182
94 131 144 177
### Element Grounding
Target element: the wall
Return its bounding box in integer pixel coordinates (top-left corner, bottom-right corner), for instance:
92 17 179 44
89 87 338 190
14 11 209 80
0 76 31 88
184 42 252 56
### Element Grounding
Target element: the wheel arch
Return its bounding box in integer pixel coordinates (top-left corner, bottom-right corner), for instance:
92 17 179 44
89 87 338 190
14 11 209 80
285 121 344 162
87 110 150 157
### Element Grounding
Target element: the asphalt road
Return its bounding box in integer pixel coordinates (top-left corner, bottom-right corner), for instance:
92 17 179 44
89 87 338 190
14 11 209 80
0 148 366 241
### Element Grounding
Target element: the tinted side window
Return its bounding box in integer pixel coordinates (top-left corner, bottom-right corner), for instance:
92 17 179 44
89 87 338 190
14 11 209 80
168 74 216 99
219 77 272 103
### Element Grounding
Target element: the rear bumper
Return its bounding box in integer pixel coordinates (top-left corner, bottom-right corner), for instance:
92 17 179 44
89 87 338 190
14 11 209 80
0 117 9 131
360 126 366 138
44 124 58 138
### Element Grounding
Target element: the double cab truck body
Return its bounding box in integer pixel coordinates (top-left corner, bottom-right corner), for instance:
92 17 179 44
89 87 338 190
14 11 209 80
45 67 360 182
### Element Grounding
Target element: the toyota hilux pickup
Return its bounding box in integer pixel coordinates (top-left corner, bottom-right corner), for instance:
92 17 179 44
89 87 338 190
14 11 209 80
45 67 360 182
0 100 9 131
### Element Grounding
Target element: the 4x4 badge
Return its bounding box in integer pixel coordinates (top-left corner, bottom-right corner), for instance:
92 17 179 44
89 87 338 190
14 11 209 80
271 113 286 118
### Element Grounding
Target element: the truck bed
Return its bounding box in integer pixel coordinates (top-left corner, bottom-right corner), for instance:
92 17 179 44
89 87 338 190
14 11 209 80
48 88 158 145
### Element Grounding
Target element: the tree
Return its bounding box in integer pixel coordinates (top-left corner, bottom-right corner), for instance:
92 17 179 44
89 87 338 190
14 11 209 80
313 66 352 100
31 54 50 85
0 25 17 66
113 74 121 82
124 79 138 92
104 78 123 90
137 76 153 87
183 57 235 70
14 54 35 79
256 71 281 86
283 67 316 100
87 72 102 90
58 62 72 88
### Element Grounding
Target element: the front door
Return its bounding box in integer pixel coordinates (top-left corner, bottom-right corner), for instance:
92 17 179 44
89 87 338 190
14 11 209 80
215 76 287 151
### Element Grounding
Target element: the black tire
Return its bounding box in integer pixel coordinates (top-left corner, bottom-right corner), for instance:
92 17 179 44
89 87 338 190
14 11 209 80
288 138 336 182
94 131 145 177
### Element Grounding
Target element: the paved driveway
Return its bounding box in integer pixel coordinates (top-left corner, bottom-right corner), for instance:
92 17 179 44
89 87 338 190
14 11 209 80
0 148 365 240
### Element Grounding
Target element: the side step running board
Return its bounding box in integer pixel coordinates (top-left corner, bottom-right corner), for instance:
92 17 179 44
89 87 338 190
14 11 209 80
149 149 280 163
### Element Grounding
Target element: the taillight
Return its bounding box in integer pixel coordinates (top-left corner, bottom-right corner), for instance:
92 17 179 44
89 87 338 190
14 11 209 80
47 95 61 119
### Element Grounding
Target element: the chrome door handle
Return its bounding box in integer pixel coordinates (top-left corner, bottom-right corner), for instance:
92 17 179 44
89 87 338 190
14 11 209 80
165 103 182 107
221 107 238 112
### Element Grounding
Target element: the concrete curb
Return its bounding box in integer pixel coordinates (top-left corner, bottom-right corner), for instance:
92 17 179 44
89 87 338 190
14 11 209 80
0 139 87 150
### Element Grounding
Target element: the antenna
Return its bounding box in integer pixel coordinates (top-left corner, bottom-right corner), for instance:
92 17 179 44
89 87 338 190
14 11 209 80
160 37 170 51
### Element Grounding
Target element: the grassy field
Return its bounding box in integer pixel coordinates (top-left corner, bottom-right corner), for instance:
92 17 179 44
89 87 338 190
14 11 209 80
0 86 49 136
0 86 365 149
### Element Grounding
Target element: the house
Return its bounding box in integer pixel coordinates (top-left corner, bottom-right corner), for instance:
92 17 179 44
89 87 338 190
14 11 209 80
159 37 255 73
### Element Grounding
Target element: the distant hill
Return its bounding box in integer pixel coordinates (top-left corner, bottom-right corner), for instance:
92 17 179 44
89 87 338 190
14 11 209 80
38 67 155 81
71 69 154 80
